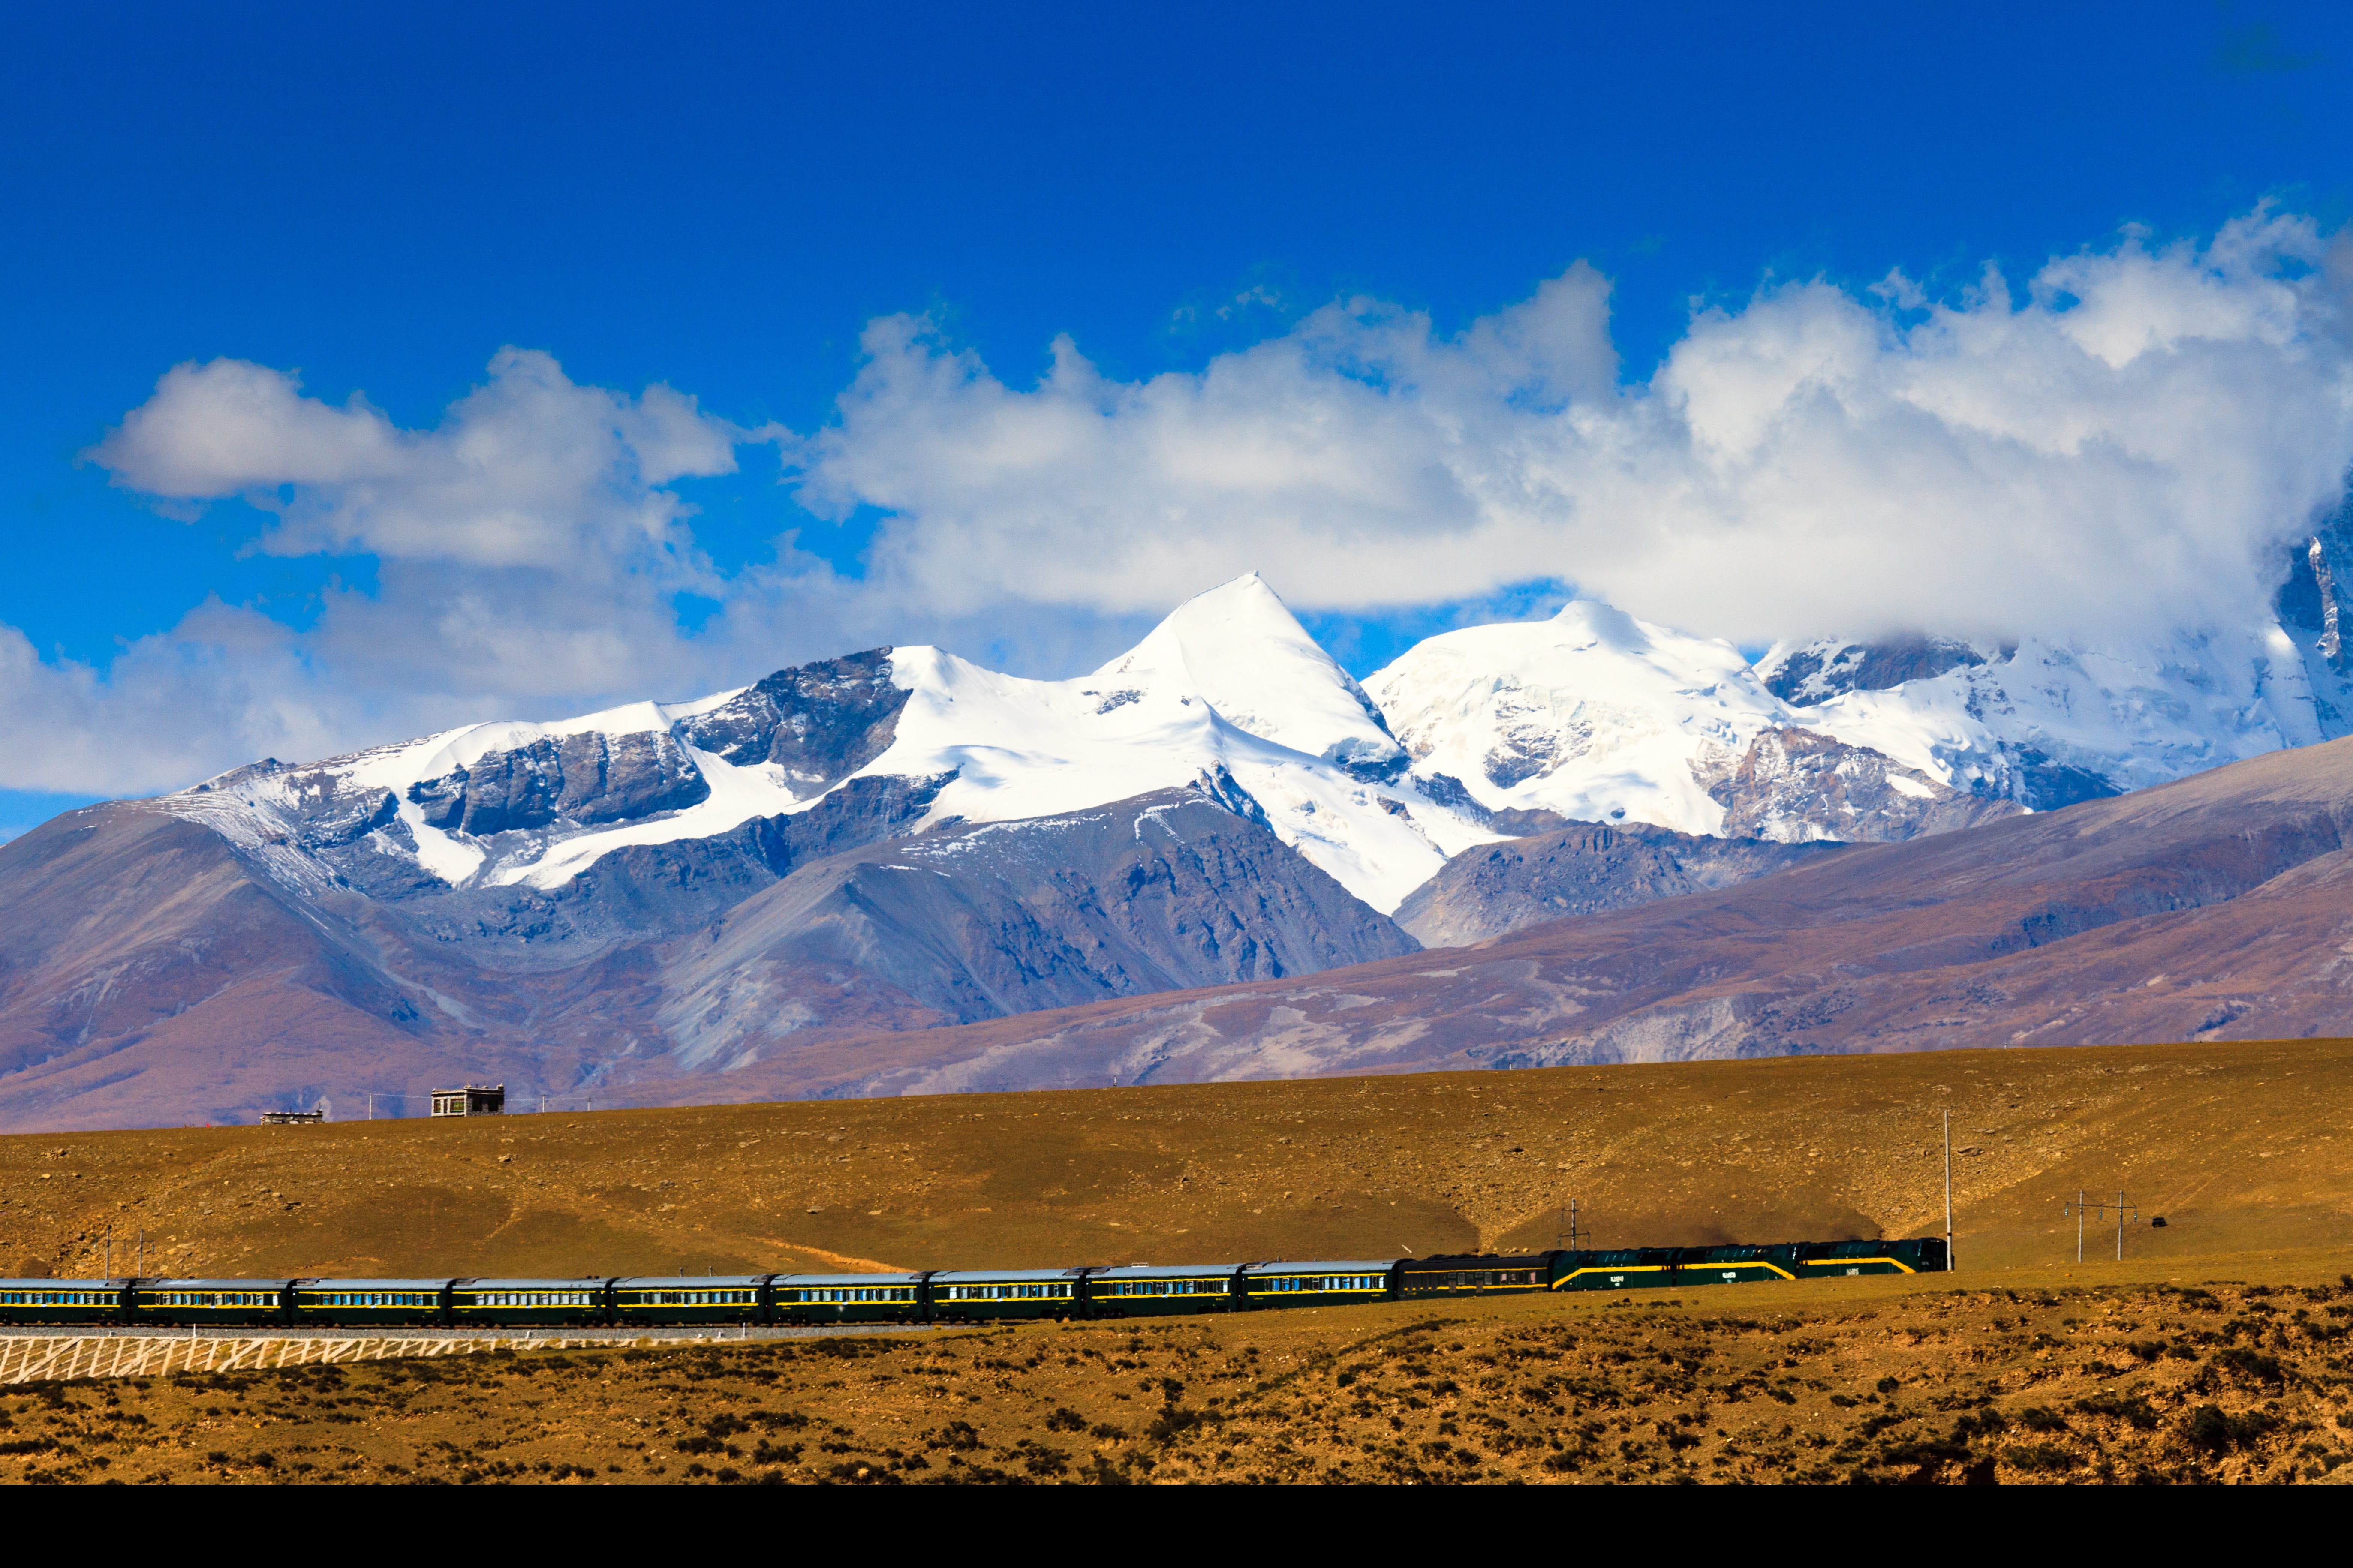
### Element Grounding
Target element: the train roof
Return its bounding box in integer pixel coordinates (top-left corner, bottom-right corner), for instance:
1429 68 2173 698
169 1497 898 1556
450 1278 614 1290
927 1268 1088 1283
0 1279 117 1289
613 1276 767 1289
134 1278 294 1289
1240 1260 1398 1275
1088 1263 1244 1280
296 1279 461 1290
1399 1251 1559 1268
775 1273 927 1286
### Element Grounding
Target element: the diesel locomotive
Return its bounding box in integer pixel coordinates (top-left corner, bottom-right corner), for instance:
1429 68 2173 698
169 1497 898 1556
0 1237 1944 1330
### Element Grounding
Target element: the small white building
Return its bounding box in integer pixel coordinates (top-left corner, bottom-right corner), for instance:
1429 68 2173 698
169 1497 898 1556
431 1084 506 1117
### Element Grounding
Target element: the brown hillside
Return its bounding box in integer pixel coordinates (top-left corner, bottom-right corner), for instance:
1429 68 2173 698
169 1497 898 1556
5 1037 2350 1283
644 732 2353 1101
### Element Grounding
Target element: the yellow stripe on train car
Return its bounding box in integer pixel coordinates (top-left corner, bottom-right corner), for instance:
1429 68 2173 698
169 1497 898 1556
1553 1265 1672 1286
1802 1257 1915 1274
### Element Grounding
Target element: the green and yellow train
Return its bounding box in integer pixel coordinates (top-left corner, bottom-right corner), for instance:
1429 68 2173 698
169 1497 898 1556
0 1238 1945 1329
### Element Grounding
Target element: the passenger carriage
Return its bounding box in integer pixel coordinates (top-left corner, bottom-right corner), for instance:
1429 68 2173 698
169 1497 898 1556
770 1273 928 1325
1240 1260 1395 1309
613 1276 763 1326
1396 1253 1550 1299
0 1279 126 1326
292 1278 454 1328
927 1268 1082 1322
447 1278 611 1328
1083 1263 1243 1316
132 1278 294 1327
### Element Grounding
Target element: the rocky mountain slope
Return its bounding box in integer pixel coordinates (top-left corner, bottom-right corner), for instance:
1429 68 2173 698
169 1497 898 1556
1392 822 1847 948
696 731 2353 1100
0 774 1417 1131
17 547 2353 1131
654 787 1418 1066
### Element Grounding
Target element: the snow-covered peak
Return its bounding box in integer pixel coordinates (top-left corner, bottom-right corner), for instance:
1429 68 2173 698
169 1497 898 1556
1092 572 1404 775
845 630 1487 913
1366 600 1790 833
151 575 1493 917
1370 587 2344 841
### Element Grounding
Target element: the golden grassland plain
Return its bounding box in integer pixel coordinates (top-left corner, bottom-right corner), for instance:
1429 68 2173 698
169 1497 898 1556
1 1036 2350 1483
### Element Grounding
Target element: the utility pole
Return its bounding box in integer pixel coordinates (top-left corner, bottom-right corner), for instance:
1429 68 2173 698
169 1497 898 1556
2062 1191 2136 1263
1944 1110 1954 1272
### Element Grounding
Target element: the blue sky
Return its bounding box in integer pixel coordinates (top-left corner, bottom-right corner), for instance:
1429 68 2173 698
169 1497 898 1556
4 2 2352 835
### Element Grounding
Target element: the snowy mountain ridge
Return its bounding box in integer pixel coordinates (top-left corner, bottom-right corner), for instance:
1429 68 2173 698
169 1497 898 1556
1367 565 2353 842
155 574 1496 917
150 535 2353 927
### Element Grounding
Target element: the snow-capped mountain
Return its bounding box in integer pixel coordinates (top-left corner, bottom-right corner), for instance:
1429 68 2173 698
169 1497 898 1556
1366 601 2019 843
160 574 1495 917
1367 533 2353 844
23 551 2353 1132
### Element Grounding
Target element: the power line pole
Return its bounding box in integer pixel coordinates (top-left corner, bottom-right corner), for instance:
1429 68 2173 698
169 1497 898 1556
1944 1109 1954 1272
2062 1191 2137 1263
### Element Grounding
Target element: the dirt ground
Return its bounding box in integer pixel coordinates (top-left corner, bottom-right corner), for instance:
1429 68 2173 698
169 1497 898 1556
2 1036 2350 1483
3 1260 2348 1484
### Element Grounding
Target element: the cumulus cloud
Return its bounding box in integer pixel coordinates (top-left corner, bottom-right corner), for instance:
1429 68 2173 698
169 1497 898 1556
801 209 2353 643
16 208 2353 799
90 348 752 572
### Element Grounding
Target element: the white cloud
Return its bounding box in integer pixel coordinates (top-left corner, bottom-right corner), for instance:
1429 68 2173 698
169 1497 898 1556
90 348 750 572
13 208 2353 799
800 208 2353 645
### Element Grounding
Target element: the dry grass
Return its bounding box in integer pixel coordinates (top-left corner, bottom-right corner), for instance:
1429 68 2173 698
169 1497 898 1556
3 1035 2352 1484
6 1036 2351 1282
4 1263 2350 1484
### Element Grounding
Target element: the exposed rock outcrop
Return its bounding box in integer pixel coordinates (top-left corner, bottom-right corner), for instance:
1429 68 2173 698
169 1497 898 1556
677 649 908 795
1697 728 2025 843
407 730 711 836
1760 634 1987 706
656 783 1419 1065
1393 821 1847 948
